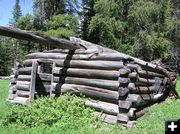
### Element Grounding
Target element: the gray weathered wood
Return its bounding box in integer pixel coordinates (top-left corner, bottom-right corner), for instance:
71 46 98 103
50 76 119 91
16 90 30 97
138 70 165 78
53 83 119 102
55 60 124 70
16 84 30 91
24 59 124 70
0 26 81 50
85 100 119 115
117 113 129 123
53 67 119 80
19 67 32 74
93 112 117 124
29 61 38 101
118 100 132 109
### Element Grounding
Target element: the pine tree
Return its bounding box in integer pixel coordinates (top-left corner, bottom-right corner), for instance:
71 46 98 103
81 0 95 40
11 0 22 25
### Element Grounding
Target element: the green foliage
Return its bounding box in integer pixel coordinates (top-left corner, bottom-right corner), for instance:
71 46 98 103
88 0 177 62
11 0 22 24
45 14 78 38
0 80 180 134
0 37 14 76
2 94 95 127
81 0 95 40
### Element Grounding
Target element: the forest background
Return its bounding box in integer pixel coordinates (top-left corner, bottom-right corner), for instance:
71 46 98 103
0 0 179 76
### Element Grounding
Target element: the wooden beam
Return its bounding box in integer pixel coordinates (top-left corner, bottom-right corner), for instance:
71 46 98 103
0 26 81 50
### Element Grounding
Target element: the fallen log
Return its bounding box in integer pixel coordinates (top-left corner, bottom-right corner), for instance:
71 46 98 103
0 26 81 50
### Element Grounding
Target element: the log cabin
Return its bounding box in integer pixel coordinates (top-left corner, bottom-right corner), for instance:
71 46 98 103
0 26 178 127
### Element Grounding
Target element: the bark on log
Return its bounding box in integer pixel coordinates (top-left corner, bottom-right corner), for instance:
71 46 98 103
53 83 119 103
85 100 119 115
0 26 81 50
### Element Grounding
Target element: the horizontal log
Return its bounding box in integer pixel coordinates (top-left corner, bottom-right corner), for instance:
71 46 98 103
23 59 124 70
127 64 142 71
55 60 124 70
7 97 29 105
26 52 145 62
138 70 165 78
53 67 119 80
53 83 119 103
54 77 119 91
85 100 119 115
19 67 32 75
128 83 155 94
26 52 97 60
16 84 29 91
139 64 165 75
126 93 164 107
93 112 117 124
34 73 119 91
0 26 81 50
16 90 30 97
43 49 99 54
16 81 30 86
17 75 31 81
138 77 155 84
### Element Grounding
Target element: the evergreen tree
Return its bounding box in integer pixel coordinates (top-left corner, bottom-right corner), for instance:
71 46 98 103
11 0 22 25
81 0 95 40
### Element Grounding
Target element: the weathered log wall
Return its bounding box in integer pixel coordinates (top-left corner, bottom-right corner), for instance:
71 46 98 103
6 37 177 127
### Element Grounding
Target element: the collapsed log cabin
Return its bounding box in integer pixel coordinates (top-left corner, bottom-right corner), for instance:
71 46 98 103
0 26 178 128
